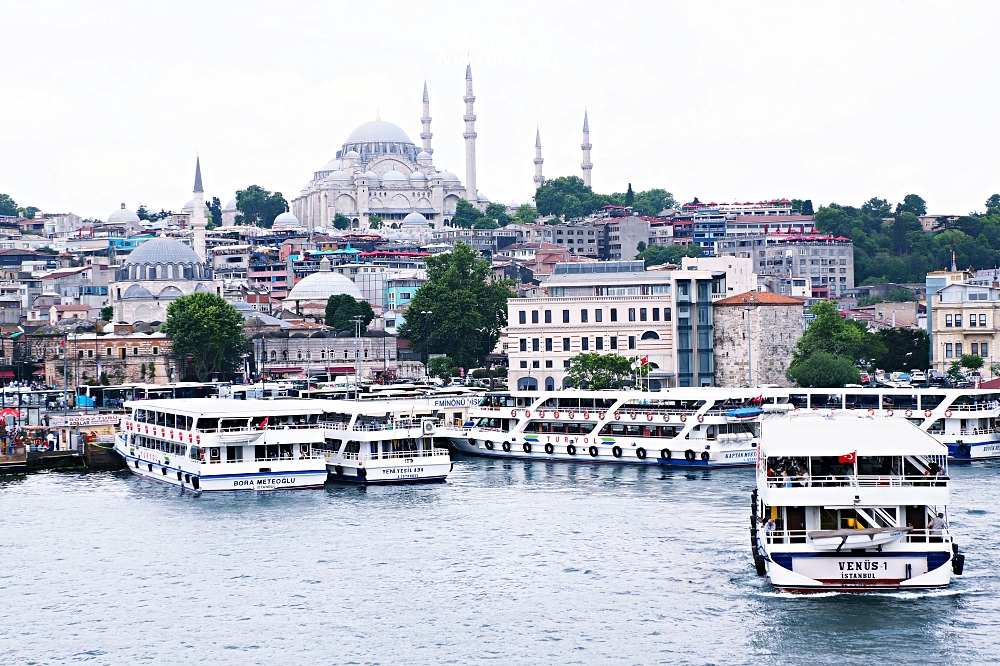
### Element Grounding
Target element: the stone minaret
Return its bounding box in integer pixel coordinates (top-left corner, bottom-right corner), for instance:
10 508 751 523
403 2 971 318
191 156 208 262
581 111 593 188
420 81 433 156
463 63 478 204
533 127 544 191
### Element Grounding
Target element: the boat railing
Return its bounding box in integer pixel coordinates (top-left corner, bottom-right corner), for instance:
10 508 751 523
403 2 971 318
766 474 948 488
762 528 952 545
332 448 449 461
318 420 429 432
958 427 998 436
203 453 321 464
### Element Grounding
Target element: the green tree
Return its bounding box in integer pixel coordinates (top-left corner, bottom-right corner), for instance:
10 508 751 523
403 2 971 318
100 305 114 322
636 243 702 268
452 199 484 228
428 356 455 379
163 292 247 381
534 176 607 219
892 212 921 254
333 213 351 230
472 217 498 230
0 193 18 217
368 214 383 230
624 183 635 206
512 204 538 224
786 351 861 388
632 188 677 216
873 328 928 372
800 199 814 215
235 185 288 228
484 202 512 227
18 205 40 220
324 294 374 331
398 242 513 369
958 354 984 374
206 196 222 229
896 194 927 217
986 194 1000 217
566 353 641 389
790 301 886 379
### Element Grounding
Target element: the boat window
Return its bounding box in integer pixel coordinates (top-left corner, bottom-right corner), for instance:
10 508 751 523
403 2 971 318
809 394 842 409
788 394 808 409
920 394 946 409
155 411 166 426
219 418 248 431
189 446 202 460
892 394 919 410
134 409 146 422
844 393 878 410
165 413 176 428
226 445 243 462
325 439 342 452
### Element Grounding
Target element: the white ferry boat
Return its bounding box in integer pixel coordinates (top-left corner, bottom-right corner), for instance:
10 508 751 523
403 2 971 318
750 412 965 592
114 398 330 491
447 388 763 467
317 399 452 484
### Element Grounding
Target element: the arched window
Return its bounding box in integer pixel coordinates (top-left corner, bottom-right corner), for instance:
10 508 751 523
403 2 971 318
545 376 555 391
297 351 302 360
282 350 288 360
270 350 277 360
641 331 660 340
305 351 311 360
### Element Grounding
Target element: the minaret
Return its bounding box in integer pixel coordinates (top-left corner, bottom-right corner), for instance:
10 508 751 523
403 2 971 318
463 63 478 204
581 110 593 188
190 156 208 262
533 127 544 191
420 81 433 156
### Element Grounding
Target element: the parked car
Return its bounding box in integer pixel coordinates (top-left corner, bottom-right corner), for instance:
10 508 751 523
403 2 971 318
910 370 927 384
860 371 871 385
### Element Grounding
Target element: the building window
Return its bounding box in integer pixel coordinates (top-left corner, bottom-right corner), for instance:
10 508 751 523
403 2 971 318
531 311 539 324
545 338 553 352
105 347 112 356
628 336 636 350
563 310 570 323
983 343 989 357
532 360 540 368
596 337 604 350
652 308 660 322
665 308 672 322
581 338 589 351
640 308 647 322
955 314 963 327
972 343 979 355
518 311 526 325
610 337 617 350
152 347 158 355
971 315 978 328
544 310 552 324
610 308 618 322
563 337 571 351
945 314 953 327
532 338 540 352
595 309 602 323
132 347 138 356
520 339 527 352
956 343 963 356
563 359 571 368
520 360 528 368
581 309 588 323
981 314 988 327
628 308 636 322
545 360 553 368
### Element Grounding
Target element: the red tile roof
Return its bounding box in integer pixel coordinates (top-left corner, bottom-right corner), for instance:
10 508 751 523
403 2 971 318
714 291 806 306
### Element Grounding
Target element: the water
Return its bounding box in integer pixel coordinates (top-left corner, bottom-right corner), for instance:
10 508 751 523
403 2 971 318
2 457 999 665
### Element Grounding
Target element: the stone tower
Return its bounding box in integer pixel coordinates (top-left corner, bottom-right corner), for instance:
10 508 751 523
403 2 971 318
190 156 208 262
533 127 544 191
420 81 433 156
463 63 478 204
581 111 593 188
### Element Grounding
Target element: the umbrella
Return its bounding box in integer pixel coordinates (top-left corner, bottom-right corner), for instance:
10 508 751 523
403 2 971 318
0 408 23 418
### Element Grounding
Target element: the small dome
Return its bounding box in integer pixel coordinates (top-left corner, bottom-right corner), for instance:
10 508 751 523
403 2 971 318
402 212 428 226
123 284 153 298
180 199 210 215
317 158 341 173
438 171 460 183
327 170 352 182
345 120 414 145
382 170 407 181
409 171 427 181
285 258 364 302
417 150 432 161
345 150 361 159
108 203 140 227
362 171 380 181
123 236 203 267
224 198 237 212
273 211 301 228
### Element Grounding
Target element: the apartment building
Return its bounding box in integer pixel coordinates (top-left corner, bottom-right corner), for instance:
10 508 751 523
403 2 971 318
926 272 1000 375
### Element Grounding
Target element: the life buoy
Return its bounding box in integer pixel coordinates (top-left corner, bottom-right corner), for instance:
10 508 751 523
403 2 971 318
169 430 174 439
646 412 654 421
525 410 531 418
867 408 875 416
945 409 953 418
502 441 511 452
588 445 599 457
905 409 913 418
636 447 647 460
700 451 710 463
684 449 696 462
680 414 687 422
664 413 671 421
485 441 494 450
598 411 605 419
924 409 932 418
886 409 894 417
629 412 637 420
544 443 554 454
511 409 517 417
567 444 577 455
612 445 622 458
793 406 800 411
697 414 705 423
523 443 532 453
145 425 149 433
661 448 672 460
583 411 590 419
553 410 560 419
188 434 192 443
614 411 621 419
538 410 545 418
957 444 971 457
568 411 575 419
196 435 201 445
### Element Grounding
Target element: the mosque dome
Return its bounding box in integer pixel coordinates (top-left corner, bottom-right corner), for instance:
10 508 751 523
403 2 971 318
285 257 364 302
409 171 427 181
345 120 414 145
382 170 407 181
438 170 461 183
223 198 237 212
344 150 361 159
108 203 140 227
362 171 380 181
416 150 432 161
124 237 202 267
326 170 352 182
317 158 341 172
402 212 429 226
180 199 210 215
273 211 301 228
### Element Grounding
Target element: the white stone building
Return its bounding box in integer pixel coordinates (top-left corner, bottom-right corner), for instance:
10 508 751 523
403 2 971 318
712 291 805 388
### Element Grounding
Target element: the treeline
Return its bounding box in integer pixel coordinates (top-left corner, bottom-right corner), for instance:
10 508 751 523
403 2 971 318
814 193 1000 285
534 176 676 220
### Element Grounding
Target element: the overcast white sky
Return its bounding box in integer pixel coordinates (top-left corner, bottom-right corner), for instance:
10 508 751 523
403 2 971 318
3 1 999 220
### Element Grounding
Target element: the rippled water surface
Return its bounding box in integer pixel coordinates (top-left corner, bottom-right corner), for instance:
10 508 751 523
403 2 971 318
2 456 999 665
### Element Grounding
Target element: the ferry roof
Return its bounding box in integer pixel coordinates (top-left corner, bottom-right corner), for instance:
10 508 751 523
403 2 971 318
761 414 947 457
124 398 328 416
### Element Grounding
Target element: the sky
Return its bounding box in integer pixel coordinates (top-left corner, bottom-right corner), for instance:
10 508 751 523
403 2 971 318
3 0 1000 220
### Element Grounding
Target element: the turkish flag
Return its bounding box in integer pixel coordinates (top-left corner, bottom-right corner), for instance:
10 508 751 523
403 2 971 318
838 452 856 464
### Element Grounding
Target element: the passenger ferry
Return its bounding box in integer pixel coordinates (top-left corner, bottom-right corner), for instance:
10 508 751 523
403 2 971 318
448 388 763 467
317 400 451 484
750 412 965 592
114 398 329 491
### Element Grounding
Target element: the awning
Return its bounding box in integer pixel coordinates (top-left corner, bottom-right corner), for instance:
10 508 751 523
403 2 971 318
265 367 302 373
761 416 946 457
0 370 13 378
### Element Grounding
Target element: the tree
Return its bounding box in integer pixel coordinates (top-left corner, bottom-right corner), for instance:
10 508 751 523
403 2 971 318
958 354 984 374
873 328 928 372
566 353 639 389
18 205 40 220
235 185 288 228
398 242 513 369
206 196 222 229
895 194 927 217
428 356 455 379
324 294 374 331
333 213 351 230
625 183 635 206
534 176 606 219
100 305 114 322
368 214 383 230
800 199 814 215
451 199 484 228
986 194 1000 217
512 204 538 224
484 202 512 227
636 243 702 268
0 193 18 217
786 351 861 388
789 301 886 384
163 293 247 381
631 188 677 217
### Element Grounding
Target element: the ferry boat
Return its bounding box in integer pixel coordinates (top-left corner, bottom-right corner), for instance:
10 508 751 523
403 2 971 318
750 412 965 592
114 398 330 491
317 400 451 484
447 388 763 467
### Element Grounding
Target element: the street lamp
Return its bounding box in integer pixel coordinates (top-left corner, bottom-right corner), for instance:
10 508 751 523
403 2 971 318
420 310 432 381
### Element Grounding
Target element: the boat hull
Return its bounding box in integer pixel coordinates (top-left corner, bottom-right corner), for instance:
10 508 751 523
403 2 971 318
325 457 451 484
762 550 953 592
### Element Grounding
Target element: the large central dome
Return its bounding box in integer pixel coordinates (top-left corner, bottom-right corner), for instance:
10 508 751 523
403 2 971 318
345 119 414 145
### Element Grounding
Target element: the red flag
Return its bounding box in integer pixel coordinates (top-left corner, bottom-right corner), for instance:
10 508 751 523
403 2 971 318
838 452 856 464
641 356 648 365
753 394 763 403
259 416 269 429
